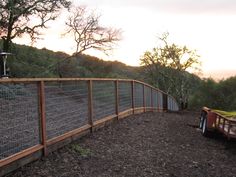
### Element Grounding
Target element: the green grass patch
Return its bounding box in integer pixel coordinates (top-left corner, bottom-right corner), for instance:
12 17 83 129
213 109 236 119
71 144 92 157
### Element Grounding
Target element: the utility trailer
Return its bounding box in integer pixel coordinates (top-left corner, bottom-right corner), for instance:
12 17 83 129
199 107 236 139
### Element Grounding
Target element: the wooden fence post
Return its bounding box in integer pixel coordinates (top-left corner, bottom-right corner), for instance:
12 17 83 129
132 81 135 114
39 81 47 156
88 80 93 132
143 84 146 112
163 93 168 112
115 80 119 119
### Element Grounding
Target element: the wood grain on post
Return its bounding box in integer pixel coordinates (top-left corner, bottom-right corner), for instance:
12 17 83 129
143 84 146 112
163 93 168 111
39 81 47 156
88 80 93 131
115 80 119 119
131 81 135 114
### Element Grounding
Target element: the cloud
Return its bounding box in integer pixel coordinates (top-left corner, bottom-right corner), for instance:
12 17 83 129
77 0 236 15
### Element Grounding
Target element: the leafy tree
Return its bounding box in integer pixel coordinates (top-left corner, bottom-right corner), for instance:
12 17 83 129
64 6 121 55
0 0 71 75
188 78 217 110
189 77 236 111
140 32 201 109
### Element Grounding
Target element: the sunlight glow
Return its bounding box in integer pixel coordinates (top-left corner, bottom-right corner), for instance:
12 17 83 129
13 0 236 79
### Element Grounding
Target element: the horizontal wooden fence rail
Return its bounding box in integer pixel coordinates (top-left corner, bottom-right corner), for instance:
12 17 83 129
0 78 179 176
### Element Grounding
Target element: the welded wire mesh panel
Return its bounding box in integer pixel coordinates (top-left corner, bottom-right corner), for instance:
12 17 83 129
152 90 158 108
145 86 152 107
93 81 116 121
45 81 88 140
172 99 179 111
168 96 172 110
171 98 174 110
134 82 143 108
0 83 40 160
118 81 132 112
157 92 163 109
175 102 179 111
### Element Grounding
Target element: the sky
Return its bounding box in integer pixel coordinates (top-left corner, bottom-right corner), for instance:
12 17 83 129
14 0 236 79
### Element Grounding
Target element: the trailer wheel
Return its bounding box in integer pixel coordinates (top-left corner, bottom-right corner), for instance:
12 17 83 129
202 116 209 136
199 114 204 129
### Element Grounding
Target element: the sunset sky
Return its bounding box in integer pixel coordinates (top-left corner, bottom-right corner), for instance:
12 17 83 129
14 0 236 79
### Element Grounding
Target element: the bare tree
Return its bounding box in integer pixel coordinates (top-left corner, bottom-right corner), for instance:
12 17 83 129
64 6 121 55
0 0 71 75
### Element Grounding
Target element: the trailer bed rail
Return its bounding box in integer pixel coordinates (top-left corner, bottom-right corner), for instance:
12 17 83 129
200 107 236 139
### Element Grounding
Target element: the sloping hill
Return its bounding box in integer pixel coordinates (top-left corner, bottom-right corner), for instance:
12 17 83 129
1 41 141 79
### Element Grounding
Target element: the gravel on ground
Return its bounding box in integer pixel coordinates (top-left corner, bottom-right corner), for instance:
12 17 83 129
6 111 236 177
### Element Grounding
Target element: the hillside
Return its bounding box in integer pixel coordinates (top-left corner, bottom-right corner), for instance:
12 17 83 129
0 41 142 79
2 41 236 111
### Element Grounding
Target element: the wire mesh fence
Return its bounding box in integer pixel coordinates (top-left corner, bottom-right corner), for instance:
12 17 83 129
168 96 179 111
157 91 163 110
0 83 40 160
152 90 158 109
134 82 144 108
118 81 132 112
45 81 88 140
145 86 152 108
0 78 179 168
92 81 116 121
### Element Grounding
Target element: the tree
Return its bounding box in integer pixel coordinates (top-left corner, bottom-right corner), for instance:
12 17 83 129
0 0 71 75
140 32 201 109
64 6 121 55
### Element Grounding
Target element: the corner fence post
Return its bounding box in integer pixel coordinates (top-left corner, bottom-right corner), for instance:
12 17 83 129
115 80 119 119
163 93 168 112
143 84 146 112
39 81 47 156
88 80 93 132
131 81 135 114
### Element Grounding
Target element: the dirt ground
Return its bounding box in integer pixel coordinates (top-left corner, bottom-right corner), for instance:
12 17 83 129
6 112 236 177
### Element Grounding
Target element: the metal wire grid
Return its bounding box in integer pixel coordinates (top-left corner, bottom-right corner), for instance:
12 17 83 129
92 81 116 121
134 82 144 108
168 96 172 110
152 90 158 108
169 97 179 111
157 92 163 109
45 81 88 140
175 99 179 111
171 98 179 111
0 83 40 160
0 79 180 163
118 81 132 112
145 86 152 107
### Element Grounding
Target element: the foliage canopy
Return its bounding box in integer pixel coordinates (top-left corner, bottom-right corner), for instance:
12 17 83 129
140 32 201 109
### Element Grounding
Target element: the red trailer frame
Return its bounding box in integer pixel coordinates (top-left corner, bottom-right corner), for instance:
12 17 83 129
199 107 236 139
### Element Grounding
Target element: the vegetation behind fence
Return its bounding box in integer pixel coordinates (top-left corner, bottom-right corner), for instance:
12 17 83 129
0 78 179 175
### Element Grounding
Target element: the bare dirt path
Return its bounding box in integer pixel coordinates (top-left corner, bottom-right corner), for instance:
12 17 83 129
7 112 236 177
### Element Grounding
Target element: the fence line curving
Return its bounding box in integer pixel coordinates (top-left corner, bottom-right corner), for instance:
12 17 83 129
0 78 179 176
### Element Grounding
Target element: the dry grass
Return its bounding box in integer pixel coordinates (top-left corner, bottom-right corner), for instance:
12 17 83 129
213 109 236 119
